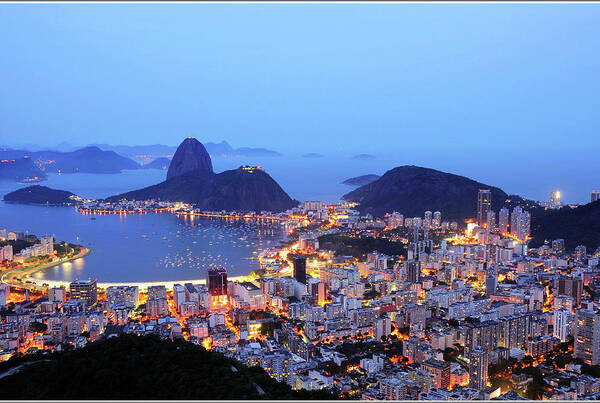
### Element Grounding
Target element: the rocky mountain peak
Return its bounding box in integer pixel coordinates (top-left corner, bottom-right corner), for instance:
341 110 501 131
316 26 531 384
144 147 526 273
166 137 213 180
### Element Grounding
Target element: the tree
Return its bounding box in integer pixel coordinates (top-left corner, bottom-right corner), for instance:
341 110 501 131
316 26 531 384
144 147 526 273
29 322 47 333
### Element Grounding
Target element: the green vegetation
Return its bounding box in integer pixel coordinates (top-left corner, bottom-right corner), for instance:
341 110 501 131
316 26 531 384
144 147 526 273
0 334 335 399
318 233 406 258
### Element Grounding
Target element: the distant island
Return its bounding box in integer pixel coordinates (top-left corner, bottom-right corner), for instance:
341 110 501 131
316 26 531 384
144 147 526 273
0 157 47 182
107 138 298 213
351 154 376 160
0 146 139 174
341 174 380 187
91 140 283 161
302 153 324 158
3 185 80 205
142 157 171 170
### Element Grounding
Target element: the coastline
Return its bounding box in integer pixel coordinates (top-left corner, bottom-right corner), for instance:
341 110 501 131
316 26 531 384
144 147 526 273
1 247 91 292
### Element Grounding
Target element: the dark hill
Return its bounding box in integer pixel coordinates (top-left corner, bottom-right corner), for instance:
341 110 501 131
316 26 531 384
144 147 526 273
3 185 78 205
107 167 298 213
342 174 380 187
530 200 600 251
0 334 334 400
342 165 508 220
142 157 171 170
0 157 46 182
167 137 213 179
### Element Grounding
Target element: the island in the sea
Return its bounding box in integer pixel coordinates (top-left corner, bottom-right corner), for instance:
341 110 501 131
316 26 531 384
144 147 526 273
0 157 47 182
351 153 376 160
3 185 81 205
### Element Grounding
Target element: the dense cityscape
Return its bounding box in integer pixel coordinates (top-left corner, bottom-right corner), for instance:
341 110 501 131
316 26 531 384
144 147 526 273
2 188 600 400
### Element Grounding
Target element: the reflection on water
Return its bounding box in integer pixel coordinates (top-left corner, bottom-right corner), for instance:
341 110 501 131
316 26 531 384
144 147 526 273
0 201 285 283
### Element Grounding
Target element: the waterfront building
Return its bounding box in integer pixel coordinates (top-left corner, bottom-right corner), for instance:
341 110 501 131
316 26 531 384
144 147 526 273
147 285 167 300
106 286 139 309
207 267 228 296
592 190 600 203
69 279 97 306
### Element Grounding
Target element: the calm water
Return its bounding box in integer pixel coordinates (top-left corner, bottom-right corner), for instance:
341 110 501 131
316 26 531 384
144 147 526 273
0 172 285 283
0 150 597 283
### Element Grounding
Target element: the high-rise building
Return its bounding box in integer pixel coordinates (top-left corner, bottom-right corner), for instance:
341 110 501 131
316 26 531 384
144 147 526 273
485 274 497 296
498 208 509 234
487 211 496 233
407 260 420 284
207 267 228 296
293 256 307 285
510 206 522 237
550 190 562 209
106 286 139 309
556 276 583 307
432 211 442 229
147 285 167 300
552 239 565 255
477 190 492 227
553 309 573 342
509 206 530 241
465 321 499 357
592 190 600 203
574 309 600 365
468 347 489 390
69 279 97 306
424 211 433 230
374 315 392 340
518 211 531 240
421 359 451 389
48 286 65 304
575 245 587 261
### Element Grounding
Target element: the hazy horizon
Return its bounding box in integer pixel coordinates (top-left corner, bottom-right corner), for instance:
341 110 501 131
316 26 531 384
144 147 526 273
1 4 599 204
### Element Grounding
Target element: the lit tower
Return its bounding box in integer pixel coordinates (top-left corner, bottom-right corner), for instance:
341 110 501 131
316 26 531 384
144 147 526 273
550 190 562 209
207 267 228 308
477 190 492 227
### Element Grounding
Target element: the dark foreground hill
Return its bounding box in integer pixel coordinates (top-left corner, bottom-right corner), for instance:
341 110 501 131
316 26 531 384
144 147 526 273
107 167 298 213
530 200 600 251
342 165 508 220
0 334 334 400
3 185 78 205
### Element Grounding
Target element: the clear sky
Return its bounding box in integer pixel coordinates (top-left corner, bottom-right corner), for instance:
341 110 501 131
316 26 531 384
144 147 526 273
0 3 599 156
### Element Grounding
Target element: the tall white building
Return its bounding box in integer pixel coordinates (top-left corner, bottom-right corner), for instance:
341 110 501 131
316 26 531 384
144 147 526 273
498 208 509 234
553 309 573 342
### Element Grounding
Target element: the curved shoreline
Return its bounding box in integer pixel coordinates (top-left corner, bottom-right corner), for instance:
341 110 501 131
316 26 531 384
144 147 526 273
1 247 91 291
12 247 254 290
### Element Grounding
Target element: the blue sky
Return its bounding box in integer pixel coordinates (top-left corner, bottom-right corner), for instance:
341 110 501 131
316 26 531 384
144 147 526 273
0 4 599 156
